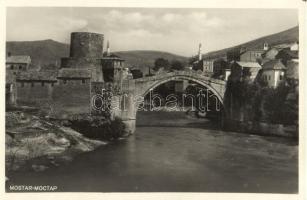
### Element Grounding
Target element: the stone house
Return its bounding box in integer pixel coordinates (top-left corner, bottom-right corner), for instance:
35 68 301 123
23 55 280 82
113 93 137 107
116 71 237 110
239 49 265 62
6 54 31 73
6 71 17 106
212 58 229 80
262 47 280 60
6 54 32 106
261 59 286 88
192 59 214 76
230 61 262 82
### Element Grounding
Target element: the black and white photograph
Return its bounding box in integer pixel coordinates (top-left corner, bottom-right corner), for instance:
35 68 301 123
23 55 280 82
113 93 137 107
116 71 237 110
2 0 306 199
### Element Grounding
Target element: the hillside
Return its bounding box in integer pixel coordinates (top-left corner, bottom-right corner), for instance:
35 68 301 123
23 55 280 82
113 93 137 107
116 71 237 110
6 40 69 69
115 50 187 74
203 26 299 59
6 26 298 71
6 40 187 72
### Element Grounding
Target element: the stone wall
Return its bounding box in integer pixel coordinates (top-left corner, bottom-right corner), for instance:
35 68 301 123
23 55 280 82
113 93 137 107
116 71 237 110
60 58 103 82
16 80 91 118
16 81 54 105
51 80 91 118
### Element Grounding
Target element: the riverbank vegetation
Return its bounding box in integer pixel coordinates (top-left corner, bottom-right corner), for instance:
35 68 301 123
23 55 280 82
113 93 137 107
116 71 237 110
69 116 126 141
223 74 298 137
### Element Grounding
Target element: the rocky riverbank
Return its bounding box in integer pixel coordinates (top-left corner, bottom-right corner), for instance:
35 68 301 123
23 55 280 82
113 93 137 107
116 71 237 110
5 110 107 175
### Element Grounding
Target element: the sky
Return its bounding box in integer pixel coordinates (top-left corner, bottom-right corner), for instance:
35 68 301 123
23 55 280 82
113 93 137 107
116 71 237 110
6 7 298 56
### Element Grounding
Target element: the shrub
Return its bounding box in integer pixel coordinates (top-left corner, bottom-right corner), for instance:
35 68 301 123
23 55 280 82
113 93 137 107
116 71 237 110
69 117 126 141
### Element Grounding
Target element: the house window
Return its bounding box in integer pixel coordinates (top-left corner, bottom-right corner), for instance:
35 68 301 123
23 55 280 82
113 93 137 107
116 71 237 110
268 76 271 80
21 82 24 87
51 82 54 87
280 75 283 80
19 65 22 70
31 82 34 87
82 79 85 84
63 80 67 84
41 82 44 87
10 65 14 70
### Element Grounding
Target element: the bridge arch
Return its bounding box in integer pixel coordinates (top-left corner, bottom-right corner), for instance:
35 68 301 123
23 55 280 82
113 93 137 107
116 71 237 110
116 71 227 133
134 72 225 104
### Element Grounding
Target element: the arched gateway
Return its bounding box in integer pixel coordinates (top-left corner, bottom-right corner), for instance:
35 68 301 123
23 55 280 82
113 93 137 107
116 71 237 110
112 70 227 133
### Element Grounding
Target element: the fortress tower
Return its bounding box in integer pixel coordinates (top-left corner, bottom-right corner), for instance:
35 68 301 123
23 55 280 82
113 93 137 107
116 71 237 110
61 32 105 82
70 32 104 58
60 32 125 83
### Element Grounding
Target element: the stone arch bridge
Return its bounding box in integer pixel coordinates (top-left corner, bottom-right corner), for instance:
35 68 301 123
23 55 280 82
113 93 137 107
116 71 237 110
112 70 227 133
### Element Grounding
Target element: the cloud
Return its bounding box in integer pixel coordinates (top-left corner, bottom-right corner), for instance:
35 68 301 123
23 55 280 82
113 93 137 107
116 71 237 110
57 18 88 31
6 8 298 56
87 9 224 36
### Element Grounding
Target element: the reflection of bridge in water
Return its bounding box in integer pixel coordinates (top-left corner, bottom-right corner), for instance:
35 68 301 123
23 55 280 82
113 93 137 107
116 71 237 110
112 70 227 133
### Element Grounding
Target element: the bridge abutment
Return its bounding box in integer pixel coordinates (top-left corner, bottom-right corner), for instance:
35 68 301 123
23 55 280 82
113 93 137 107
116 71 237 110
112 93 137 134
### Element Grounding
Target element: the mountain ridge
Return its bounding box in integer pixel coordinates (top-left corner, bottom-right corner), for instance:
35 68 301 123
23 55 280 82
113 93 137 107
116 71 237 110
6 26 298 72
203 26 298 59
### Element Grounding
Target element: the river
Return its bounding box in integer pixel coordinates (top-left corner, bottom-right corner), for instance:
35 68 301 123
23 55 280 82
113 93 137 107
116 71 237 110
7 111 298 193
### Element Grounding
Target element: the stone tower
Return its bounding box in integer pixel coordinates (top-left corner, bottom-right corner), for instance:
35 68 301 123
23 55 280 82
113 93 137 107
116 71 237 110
61 32 105 82
70 32 104 58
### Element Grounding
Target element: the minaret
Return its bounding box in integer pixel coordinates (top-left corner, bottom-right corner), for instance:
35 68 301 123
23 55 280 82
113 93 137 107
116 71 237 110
263 42 269 51
106 40 110 56
198 43 202 61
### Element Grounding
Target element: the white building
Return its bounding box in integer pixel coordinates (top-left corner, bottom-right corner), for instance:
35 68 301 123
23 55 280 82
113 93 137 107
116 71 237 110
261 59 286 88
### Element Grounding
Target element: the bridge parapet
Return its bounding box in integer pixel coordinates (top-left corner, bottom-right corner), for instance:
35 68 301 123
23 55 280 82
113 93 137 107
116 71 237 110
133 71 225 85
127 70 226 99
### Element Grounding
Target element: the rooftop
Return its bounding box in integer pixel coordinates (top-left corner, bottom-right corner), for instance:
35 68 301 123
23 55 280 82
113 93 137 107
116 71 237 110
58 68 91 79
101 54 125 61
235 61 262 68
17 70 58 81
262 59 286 71
6 55 31 64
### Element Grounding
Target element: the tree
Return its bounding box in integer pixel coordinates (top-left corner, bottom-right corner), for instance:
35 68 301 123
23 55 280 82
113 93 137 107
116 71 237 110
154 58 170 71
130 69 143 79
170 60 185 71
